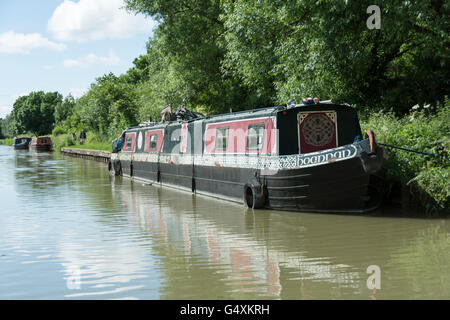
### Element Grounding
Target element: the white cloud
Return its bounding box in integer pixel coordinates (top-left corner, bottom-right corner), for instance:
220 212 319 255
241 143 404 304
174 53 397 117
63 51 121 68
0 31 66 54
0 105 13 118
67 88 88 98
48 0 156 42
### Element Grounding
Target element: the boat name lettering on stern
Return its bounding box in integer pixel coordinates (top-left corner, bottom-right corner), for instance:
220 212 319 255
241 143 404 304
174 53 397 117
293 145 357 169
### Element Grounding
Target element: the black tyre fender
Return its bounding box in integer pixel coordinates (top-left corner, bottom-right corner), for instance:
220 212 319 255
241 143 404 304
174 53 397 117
108 159 112 171
244 177 266 209
113 159 122 176
360 146 384 175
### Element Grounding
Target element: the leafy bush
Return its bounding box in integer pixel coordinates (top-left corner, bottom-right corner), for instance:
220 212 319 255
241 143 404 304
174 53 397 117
64 135 75 147
0 138 13 145
52 126 66 136
361 97 449 214
51 134 72 151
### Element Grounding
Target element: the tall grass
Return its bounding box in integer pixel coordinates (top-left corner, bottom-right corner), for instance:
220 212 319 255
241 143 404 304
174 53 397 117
52 131 112 152
361 98 449 214
0 138 13 145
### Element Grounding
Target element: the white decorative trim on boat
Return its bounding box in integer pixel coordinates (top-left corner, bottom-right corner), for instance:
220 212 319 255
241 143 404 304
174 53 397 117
112 144 358 170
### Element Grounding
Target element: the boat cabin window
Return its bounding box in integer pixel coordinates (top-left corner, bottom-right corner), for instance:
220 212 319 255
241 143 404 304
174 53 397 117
149 134 158 151
215 127 229 151
125 135 133 151
247 123 265 151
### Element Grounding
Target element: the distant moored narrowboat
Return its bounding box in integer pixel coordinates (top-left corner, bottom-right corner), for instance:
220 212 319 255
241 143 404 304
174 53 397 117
29 137 53 152
12 137 32 150
109 99 384 213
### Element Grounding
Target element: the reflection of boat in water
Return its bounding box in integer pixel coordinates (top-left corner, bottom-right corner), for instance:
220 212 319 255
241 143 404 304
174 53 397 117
111 179 370 298
29 137 52 152
110 99 384 213
12 137 31 150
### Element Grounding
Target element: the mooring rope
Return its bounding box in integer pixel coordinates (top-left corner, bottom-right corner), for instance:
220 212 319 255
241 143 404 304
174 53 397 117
378 142 447 160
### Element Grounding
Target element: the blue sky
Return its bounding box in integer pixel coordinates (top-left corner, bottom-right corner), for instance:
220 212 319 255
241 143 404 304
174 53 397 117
0 0 157 118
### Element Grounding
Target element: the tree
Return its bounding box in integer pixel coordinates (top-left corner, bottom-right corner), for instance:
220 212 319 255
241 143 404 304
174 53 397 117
65 0 448 138
220 0 449 113
12 91 62 136
74 73 140 136
125 0 273 115
54 94 76 127
0 114 15 138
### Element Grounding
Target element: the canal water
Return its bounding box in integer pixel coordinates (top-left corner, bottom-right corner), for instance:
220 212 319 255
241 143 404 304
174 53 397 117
0 145 449 300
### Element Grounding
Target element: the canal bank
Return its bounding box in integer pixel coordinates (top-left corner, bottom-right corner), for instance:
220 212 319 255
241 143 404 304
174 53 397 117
61 147 110 162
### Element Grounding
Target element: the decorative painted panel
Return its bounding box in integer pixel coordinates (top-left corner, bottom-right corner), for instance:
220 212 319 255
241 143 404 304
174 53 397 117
298 111 337 154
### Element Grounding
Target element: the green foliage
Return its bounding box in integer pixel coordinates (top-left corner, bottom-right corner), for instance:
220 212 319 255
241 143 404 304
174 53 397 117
362 98 449 213
52 126 66 136
74 73 139 136
54 94 76 128
71 131 112 151
51 133 75 151
413 167 449 212
0 137 13 145
12 91 62 136
220 0 449 113
0 114 15 138
76 0 447 128
51 131 111 152
125 0 274 116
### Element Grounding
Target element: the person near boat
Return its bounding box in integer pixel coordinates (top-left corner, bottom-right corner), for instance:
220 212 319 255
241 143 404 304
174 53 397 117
79 130 87 145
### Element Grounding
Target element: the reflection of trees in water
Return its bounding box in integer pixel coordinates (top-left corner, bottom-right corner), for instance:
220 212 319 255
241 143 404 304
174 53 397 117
13 151 67 191
63 155 125 219
387 224 450 299
13 151 122 217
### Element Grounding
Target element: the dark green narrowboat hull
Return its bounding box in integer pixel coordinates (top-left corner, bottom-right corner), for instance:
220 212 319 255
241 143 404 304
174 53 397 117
111 139 383 213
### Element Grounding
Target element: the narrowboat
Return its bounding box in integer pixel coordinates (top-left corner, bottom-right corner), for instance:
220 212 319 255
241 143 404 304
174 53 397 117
12 137 32 150
109 99 384 213
29 137 53 152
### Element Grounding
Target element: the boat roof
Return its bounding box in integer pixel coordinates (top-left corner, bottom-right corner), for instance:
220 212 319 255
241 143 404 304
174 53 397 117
125 101 354 132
